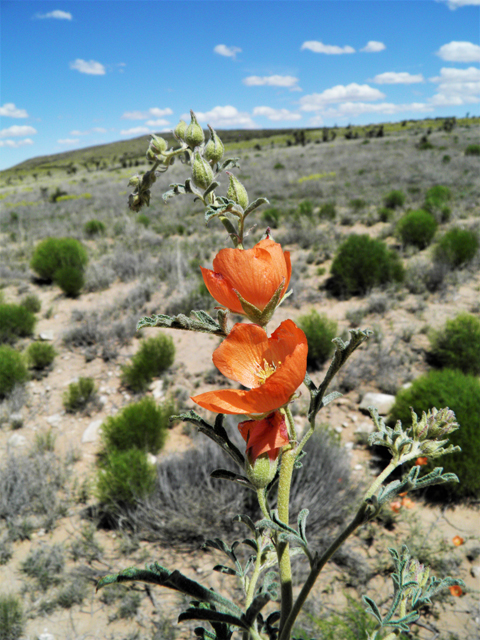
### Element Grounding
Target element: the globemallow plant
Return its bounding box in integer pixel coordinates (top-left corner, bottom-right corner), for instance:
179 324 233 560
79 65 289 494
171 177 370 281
94 111 464 640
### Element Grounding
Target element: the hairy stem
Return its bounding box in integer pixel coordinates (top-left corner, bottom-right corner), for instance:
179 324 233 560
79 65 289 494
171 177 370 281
277 446 296 631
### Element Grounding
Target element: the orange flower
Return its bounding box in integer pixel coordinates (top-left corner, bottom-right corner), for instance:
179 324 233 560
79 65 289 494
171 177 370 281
449 585 463 597
191 319 307 416
399 491 408 497
200 239 291 323
238 411 289 462
452 535 464 546
415 456 428 466
401 497 415 509
391 500 402 513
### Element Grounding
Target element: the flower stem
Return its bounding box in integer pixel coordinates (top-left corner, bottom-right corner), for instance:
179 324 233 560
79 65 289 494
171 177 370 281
363 459 398 502
245 538 264 609
257 488 270 520
277 446 296 631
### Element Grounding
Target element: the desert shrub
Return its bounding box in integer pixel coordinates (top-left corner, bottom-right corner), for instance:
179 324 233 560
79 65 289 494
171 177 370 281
384 190 405 209
121 333 175 393
63 377 97 412
378 207 393 222
20 293 41 314
21 543 65 591
84 219 106 236
296 596 379 640
0 346 28 399
328 234 404 298
433 227 479 268
136 214 150 227
349 198 366 211
396 209 437 249
30 237 88 282
319 201 336 220
465 143 480 156
54 265 85 297
273 162 285 170
0 303 36 344
100 396 172 456
388 368 480 499
0 593 25 640
26 341 56 370
442 154 451 164
404 256 450 294
96 448 157 507
423 185 452 223
55 577 89 609
428 313 480 375
298 310 338 370
261 206 282 228
297 200 314 218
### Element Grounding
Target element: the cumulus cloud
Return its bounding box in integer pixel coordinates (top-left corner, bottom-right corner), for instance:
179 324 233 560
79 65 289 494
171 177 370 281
0 103 28 118
372 72 424 84
58 138 80 145
145 119 170 127
436 41 480 62
121 107 173 120
0 125 37 138
70 59 106 75
35 10 72 20
318 101 433 120
438 0 480 9
243 75 301 91
70 127 107 136
299 84 385 110
252 107 302 121
214 44 242 59
429 67 480 105
361 41 386 52
0 138 34 148
301 41 355 54
120 126 153 136
185 106 255 128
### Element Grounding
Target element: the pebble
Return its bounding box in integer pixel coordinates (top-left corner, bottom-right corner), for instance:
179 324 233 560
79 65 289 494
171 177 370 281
46 414 62 427
147 453 157 465
39 330 54 341
354 464 363 470
344 442 354 451
359 392 396 416
471 565 480 579
8 433 27 449
82 419 103 443
38 631 54 640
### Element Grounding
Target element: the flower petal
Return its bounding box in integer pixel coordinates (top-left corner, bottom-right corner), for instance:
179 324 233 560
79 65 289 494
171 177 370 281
239 412 289 461
200 267 245 315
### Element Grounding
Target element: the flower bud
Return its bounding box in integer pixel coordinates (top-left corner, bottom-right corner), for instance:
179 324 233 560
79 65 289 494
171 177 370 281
149 134 167 155
146 147 156 162
128 174 141 187
227 172 249 210
174 119 187 141
192 151 214 190
245 452 278 489
185 111 205 149
204 125 224 164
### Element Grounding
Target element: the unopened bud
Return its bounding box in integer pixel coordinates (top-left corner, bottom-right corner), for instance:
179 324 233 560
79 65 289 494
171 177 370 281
146 147 156 162
204 125 224 164
192 151 214 190
174 119 187 141
185 111 205 149
149 134 167 155
227 172 248 210
128 175 141 188
245 453 278 489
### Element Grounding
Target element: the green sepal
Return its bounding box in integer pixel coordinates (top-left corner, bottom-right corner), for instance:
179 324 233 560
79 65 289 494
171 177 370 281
234 278 286 327
137 309 228 337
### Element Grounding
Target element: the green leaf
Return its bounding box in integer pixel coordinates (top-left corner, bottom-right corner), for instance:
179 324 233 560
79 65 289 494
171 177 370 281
297 509 309 544
218 158 240 173
210 469 253 489
137 310 227 337
178 608 248 631
213 565 239 577
243 197 269 219
362 596 383 624
245 593 271 625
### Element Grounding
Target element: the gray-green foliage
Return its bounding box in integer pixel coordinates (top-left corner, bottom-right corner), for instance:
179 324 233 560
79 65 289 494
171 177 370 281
21 543 65 591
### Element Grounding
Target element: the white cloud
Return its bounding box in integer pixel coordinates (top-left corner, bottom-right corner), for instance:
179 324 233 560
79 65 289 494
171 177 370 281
186 106 256 128
92 127 107 133
243 75 301 91
439 0 480 9
145 119 170 127
35 10 72 20
429 66 480 105
299 84 385 110
120 126 152 136
58 138 80 145
121 107 172 120
318 101 433 120
214 44 242 59
436 41 480 62
301 41 355 54
69 59 106 75
0 103 28 118
361 41 386 53
0 125 37 138
0 138 34 148
70 127 107 136
430 66 480 83
372 72 424 84
252 107 302 121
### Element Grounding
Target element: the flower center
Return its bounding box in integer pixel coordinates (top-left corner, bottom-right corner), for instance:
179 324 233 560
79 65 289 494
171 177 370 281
255 358 279 385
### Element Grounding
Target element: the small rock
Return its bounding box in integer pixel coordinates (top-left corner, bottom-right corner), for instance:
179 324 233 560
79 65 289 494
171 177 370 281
147 453 157 465
123 393 131 401
99 395 108 406
335 427 343 434
46 414 62 427
9 412 23 429
471 565 480 579
341 422 349 428
39 330 54 341
107 371 113 377
8 433 27 449
359 392 396 416
150 379 165 400
402 382 412 390
354 464 363 470
349 413 358 423
38 631 54 640
344 442 354 451
355 421 375 435
82 419 103 443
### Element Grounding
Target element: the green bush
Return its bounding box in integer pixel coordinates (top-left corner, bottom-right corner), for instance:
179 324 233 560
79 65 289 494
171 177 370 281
298 310 338 370
261 207 282 228
329 234 404 298
63 377 97 412
396 209 437 249
20 293 41 314
388 369 480 499
349 198 366 211
121 333 175 393
136 214 150 227
30 237 88 282
378 207 393 223
54 265 85 297
96 448 157 506
465 143 480 156
100 396 172 456
0 593 25 640
384 190 405 209
84 219 105 236
0 304 36 344
26 341 56 370
297 200 314 218
433 227 479 268
428 313 480 375
319 202 336 220
424 185 452 223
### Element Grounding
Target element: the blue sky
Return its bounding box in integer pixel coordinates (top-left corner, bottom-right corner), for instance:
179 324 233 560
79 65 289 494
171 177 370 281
1 0 479 170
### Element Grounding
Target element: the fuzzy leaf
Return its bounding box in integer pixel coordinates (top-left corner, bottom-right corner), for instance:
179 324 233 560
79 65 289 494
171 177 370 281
137 310 227 337
210 469 253 489
178 608 248 631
